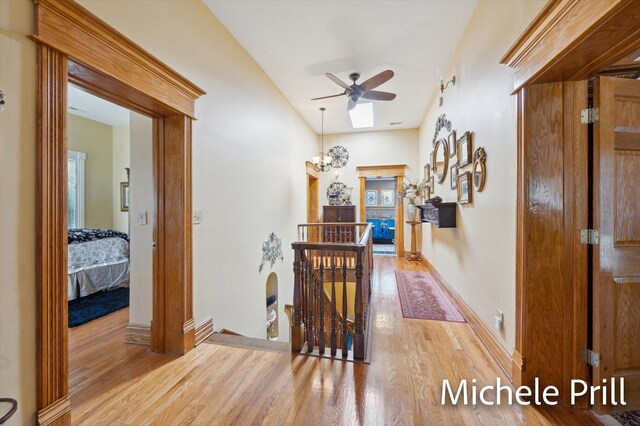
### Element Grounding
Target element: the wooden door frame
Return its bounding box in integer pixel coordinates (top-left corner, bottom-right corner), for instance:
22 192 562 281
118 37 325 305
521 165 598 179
305 161 320 223
356 165 406 257
32 0 205 424
502 0 640 406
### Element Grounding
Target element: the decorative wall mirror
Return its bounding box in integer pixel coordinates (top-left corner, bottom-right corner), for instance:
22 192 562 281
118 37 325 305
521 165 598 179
472 147 486 191
434 138 449 184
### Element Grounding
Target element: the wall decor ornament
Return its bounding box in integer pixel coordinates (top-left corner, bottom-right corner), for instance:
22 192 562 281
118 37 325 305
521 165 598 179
327 145 349 168
450 164 458 190
472 146 487 192
448 130 457 158
327 180 347 205
259 232 284 273
432 114 452 146
365 189 378 206
434 138 449 184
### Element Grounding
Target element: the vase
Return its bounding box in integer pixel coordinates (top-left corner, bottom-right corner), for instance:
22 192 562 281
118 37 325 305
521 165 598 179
406 198 418 222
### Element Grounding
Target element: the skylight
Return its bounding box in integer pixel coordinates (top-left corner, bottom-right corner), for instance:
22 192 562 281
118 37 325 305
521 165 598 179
349 102 374 129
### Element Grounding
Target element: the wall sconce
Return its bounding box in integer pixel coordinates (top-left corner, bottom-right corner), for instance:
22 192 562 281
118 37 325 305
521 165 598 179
439 76 455 107
0 90 5 112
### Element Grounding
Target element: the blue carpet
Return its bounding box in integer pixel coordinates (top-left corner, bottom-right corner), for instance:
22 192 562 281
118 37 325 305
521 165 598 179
68 287 129 327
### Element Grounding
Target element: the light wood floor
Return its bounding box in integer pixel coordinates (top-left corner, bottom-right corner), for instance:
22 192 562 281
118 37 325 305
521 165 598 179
69 256 598 425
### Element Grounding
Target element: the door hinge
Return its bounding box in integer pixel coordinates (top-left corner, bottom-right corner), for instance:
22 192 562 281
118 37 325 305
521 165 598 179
580 107 599 124
581 349 600 367
580 229 599 245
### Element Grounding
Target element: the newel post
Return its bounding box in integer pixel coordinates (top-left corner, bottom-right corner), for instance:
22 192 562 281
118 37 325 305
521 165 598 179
354 248 365 360
291 245 304 352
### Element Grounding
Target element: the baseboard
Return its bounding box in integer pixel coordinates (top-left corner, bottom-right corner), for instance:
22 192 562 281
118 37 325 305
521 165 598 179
195 317 214 346
511 349 525 387
124 323 151 346
420 254 513 381
37 395 71 426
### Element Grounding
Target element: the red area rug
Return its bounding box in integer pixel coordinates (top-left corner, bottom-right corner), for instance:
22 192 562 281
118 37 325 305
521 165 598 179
394 270 465 322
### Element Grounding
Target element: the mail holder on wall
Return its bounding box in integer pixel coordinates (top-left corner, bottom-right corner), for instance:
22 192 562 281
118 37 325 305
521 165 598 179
418 202 457 228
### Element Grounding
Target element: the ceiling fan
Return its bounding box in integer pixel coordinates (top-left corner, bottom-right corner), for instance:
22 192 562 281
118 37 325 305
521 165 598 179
312 70 396 111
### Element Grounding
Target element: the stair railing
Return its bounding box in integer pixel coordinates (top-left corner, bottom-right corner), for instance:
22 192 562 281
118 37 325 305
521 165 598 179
291 223 373 360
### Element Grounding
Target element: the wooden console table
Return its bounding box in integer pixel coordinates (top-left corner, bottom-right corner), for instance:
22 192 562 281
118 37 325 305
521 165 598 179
406 221 421 261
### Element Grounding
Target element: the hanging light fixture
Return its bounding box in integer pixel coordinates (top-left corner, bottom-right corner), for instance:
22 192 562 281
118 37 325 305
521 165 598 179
312 107 332 172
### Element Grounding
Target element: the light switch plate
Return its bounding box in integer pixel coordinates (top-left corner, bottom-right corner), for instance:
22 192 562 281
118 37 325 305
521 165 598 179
137 211 147 225
192 209 203 224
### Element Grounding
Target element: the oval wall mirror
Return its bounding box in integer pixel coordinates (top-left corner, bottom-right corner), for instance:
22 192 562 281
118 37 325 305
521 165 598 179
472 147 486 191
434 138 449 184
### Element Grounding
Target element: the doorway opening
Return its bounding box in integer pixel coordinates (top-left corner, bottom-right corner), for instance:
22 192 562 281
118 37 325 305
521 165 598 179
364 177 397 255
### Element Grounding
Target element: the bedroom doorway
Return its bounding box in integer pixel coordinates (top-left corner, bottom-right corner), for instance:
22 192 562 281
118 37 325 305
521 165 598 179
364 177 397 255
34 1 205 422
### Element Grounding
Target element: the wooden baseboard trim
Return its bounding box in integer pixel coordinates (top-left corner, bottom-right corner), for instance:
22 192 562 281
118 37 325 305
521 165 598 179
125 323 151 346
195 317 214 346
37 395 71 426
511 349 525 387
420 254 513 381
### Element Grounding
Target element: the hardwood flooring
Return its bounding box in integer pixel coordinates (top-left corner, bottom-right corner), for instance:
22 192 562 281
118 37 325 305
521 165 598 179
68 256 598 425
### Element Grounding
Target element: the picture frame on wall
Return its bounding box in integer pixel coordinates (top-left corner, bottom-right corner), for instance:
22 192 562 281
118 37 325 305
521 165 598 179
120 182 129 212
448 130 457 158
365 189 378 206
424 163 430 181
450 164 458 189
457 131 472 167
456 172 472 204
381 190 395 207
430 151 436 172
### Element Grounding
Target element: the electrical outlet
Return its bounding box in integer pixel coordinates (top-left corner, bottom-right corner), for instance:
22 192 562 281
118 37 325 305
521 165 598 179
192 209 203 224
136 211 147 225
494 309 504 331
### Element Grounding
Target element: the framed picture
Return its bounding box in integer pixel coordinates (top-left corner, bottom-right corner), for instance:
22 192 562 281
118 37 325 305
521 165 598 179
424 163 430 181
448 130 457 158
430 151 436 172
381 189 395 207
365 189 378 206
120 182 130 212
456 172 472 204
450 164 458 190
457 131 472 167
429 175 434 191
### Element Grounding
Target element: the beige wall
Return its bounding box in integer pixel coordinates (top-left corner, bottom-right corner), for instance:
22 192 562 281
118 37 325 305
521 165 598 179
112 124 130 233
0 1 37 423
318 129 420 251
75 0 318 342
418 0 546 352
128 112 153 326
68 114 114 229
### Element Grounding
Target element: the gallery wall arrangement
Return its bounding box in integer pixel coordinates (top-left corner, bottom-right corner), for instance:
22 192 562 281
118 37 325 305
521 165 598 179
422 114 487 207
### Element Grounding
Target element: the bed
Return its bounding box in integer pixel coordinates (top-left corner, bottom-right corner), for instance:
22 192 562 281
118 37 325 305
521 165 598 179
67 228 130 301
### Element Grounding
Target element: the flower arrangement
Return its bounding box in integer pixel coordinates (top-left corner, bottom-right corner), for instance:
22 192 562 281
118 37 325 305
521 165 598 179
400 177 428 202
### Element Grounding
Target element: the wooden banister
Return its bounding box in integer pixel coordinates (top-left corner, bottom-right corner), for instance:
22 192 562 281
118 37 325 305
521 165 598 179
291 223 373 361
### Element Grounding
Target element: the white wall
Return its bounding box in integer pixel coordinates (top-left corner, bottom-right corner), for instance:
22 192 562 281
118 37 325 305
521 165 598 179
112 124 130 233
318 129 420 251
0 1 36 423
75 0 318 340
418 0 546 352
128 112 153 326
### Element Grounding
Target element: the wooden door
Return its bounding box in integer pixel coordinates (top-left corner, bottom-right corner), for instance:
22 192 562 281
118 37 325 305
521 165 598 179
592 76 640 413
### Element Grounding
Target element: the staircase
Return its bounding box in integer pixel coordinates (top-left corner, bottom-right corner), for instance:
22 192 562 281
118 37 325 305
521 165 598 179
290 223 373 361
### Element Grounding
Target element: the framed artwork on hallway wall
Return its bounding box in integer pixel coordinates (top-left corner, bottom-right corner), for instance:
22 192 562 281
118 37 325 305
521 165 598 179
456 172 472 204
381 190 395 207
450 164 458 189
457 131 472 167
448 130 457 158
120 182 129 212
365 190 378 206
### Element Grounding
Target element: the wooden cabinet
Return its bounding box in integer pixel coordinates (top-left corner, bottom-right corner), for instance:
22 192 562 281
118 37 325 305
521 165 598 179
323 205 356 223
322 205 357 242
418 202 456 228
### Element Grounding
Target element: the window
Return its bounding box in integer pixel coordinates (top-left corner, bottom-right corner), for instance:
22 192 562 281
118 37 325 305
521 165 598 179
67 150 86 228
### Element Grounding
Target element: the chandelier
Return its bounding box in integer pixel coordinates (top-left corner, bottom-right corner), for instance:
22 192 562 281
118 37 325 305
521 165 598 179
312 107 332 172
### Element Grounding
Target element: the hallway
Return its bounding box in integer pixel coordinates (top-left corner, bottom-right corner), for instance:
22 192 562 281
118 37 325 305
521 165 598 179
68 256 597 425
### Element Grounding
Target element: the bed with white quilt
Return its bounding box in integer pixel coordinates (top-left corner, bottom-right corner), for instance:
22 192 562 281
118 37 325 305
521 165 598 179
67 228 130 301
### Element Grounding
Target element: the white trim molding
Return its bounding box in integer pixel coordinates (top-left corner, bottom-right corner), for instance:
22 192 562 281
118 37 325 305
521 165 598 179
68 150 86 228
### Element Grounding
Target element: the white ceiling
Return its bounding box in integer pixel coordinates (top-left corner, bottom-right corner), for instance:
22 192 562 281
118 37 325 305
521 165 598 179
67 84 130 126
205 0 478 134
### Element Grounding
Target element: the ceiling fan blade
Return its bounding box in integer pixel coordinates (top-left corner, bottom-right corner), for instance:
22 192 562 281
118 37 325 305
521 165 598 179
326 73 351 90
361 91 396 101
347 97 358 111
311 93 345 100
359 70 394 92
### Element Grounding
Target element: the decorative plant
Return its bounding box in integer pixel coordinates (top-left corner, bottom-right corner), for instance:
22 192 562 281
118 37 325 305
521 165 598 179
400 177 428 201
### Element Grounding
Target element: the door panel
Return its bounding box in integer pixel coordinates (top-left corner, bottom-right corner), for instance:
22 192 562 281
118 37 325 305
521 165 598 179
593 76 640 413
